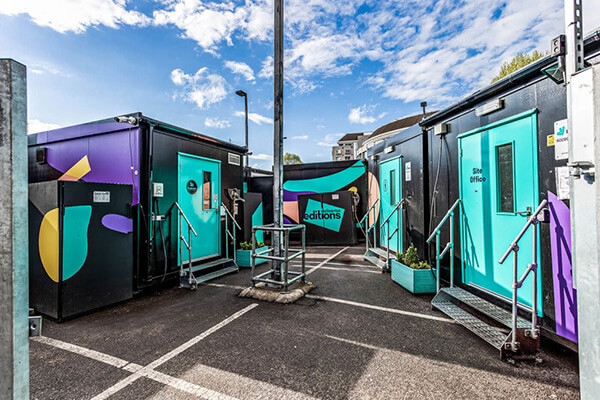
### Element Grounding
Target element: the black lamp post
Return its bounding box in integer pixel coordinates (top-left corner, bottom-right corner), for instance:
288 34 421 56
236 90 248 169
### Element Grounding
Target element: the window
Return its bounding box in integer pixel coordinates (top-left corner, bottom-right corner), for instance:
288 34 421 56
497 143 514 212
336 149 341 154
345 156 351 160
336 157 341 161
390 170 396 204
345 149 351 154
203 171 211 210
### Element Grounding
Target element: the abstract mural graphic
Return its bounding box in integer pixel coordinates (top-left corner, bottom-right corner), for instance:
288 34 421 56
38 205 92 282
59 155 91 181
102 214 133 234
282 160 366 224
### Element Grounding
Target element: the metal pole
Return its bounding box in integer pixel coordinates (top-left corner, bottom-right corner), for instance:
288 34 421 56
179 214 183 276
233 217 237 264
225 213 229 260
251 230 256 287
435 232 440 293
449 212 454 288
396 208 400 255
244 95 249 168
272 0 284 281
511 248 519 348
0 58 29 400
283 231 289 293
301 226 306 283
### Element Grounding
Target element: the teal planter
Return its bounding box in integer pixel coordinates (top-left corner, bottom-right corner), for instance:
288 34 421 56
236 247 269 268
391 259 436 294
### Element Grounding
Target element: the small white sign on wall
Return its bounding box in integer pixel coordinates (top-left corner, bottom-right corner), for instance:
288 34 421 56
405 162 412 182
554 119 569 160
556 166 570 200
93 191 110 203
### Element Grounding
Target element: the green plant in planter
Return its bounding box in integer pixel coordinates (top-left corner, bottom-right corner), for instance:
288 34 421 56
396 244 430 270
239 241 265 250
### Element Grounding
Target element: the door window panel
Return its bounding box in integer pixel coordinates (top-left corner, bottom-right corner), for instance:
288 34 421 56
390 170 396 204
203 171 211 210
497 143 514 213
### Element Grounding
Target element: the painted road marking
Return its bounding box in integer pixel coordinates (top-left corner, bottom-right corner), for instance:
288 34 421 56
305 294 455 324
201 283 453 324
306 246 349 275
89 303 258 400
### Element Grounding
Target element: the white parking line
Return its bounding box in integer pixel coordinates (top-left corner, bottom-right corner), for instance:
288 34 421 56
306 246 349 275
88 303 258 400
305 294 455 324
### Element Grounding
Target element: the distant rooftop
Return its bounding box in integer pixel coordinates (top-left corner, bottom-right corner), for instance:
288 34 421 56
370 112 436 139
338 132 368 142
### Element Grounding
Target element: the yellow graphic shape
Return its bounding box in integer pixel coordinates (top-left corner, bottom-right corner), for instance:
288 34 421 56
59 155 91 181
39 208 60 282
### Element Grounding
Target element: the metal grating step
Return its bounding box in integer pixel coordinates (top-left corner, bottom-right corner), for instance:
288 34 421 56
440 287 530 329
369 247 388 259
364 254 386 270
190 258 234 274
433 301 508 350
195 266 238 284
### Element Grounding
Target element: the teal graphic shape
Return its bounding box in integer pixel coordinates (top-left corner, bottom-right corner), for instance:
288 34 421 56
283 160 364 193
252 202 264 243
62 205 92 280
303 198 345 232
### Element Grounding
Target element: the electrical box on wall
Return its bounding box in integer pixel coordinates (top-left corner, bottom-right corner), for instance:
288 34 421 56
434 123 448 135
153 182 164 197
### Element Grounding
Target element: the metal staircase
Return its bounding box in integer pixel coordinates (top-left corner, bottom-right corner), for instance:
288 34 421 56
175 201 239 290
359 199 388 270
429 199 547 359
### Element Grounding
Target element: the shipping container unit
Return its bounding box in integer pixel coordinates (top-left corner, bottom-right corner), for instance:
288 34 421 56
28 113 246 309
249 160 368 245
365 124 429 261
416 34 600 352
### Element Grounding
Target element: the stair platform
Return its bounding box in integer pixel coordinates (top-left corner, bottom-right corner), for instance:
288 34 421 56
191 257 234 274
363 247 390 271
195 266 238 284
180 258 238 289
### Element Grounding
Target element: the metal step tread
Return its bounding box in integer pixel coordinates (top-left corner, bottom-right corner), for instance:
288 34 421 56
441 287 529 329
368 247 388 259
364 254 386 269
190 258 234 273
195 266 238 283
434 301 507 350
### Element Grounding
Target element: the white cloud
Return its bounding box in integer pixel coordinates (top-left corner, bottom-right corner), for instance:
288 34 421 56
234 111 273 125
224 60 255 82
204 117 231 129
292 135 308 140
249 153 273 160
28 119 61 134
170 67 229 109
317 133 343 147
348 105 381 124
0 0 150 33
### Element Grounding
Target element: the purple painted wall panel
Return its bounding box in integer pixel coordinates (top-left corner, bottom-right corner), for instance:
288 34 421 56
548 191 578 343
43 125 141 204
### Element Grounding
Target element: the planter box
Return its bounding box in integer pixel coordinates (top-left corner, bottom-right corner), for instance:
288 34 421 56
236 247 269 268
391 259 436 294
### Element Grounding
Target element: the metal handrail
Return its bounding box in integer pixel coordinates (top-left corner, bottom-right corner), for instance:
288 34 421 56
426 198 461 292
221 202 241 263
498 199 547 351
174 201 198 288
359 198 380 251
381 199 406 269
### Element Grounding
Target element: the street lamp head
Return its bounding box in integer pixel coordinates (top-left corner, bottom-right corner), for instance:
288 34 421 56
236 90 247 97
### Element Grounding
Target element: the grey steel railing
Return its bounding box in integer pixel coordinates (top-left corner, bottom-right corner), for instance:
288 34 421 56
498 199 547 350
250 224 306 293
426 199 461 293
174 202 198 287
381 199 406 267
221 202 241 264
359 198 380 251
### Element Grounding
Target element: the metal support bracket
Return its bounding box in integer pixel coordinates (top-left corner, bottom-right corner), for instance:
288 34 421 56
29 316 42 337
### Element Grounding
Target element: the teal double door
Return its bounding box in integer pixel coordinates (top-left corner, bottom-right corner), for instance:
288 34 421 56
178 153 221 264
459 110 542 315
379 156 402 253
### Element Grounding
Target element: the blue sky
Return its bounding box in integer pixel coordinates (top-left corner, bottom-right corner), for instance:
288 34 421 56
1 0 599 169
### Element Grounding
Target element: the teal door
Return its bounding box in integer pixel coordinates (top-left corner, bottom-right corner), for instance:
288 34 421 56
379 156 402 252
178 153 221 263
459 110 542 315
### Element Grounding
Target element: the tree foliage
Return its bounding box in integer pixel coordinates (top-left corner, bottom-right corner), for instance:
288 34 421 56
491 50 548 83
283 153 303 165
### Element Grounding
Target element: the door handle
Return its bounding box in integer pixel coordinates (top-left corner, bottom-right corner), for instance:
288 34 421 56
515 206 531 216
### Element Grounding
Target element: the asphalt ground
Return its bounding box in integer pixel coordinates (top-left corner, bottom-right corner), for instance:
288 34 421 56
30 245 580 399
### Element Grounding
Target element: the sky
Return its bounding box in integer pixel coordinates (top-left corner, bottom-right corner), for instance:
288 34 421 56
1 0 599 170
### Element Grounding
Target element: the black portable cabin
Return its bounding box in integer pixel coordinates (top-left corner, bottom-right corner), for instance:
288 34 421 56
28 113 246 318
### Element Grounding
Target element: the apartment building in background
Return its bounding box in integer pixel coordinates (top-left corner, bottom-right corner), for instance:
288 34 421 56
331 132 370 161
